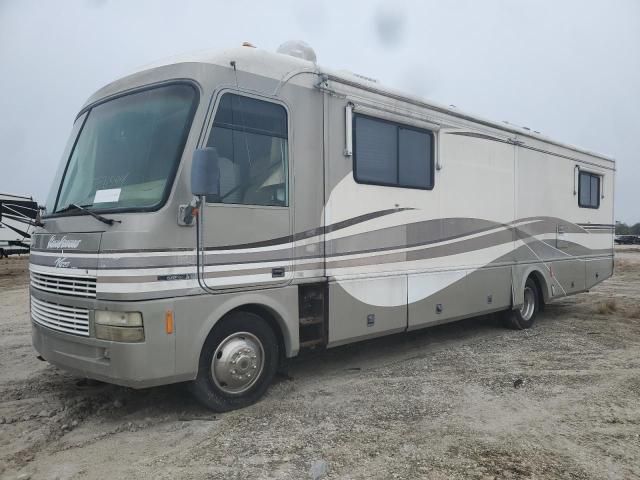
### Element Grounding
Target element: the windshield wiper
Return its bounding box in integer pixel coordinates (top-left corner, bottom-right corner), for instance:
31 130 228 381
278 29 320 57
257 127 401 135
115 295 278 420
55 203 121 226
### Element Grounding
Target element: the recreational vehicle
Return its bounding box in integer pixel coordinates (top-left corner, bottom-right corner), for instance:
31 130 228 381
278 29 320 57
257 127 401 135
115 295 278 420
0 193 38 257
30 43 615 411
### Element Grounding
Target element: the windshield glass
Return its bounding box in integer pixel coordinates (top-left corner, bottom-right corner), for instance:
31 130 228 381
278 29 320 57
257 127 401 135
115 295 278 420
51 83 197 214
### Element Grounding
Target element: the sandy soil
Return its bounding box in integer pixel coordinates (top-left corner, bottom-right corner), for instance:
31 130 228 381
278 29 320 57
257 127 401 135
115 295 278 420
1 249 639 480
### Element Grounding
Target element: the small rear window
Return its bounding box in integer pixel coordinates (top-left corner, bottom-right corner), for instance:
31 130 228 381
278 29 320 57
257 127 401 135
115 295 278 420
578 171 600 209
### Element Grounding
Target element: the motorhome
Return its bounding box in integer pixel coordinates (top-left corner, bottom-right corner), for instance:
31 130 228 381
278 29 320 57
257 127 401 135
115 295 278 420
30 42 615 411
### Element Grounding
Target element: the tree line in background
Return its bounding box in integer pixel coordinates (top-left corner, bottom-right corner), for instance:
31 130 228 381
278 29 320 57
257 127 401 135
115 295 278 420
615 222 640 235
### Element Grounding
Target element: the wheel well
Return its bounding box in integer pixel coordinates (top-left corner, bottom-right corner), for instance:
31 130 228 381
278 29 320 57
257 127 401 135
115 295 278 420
527 271 547 310
220 304 287 362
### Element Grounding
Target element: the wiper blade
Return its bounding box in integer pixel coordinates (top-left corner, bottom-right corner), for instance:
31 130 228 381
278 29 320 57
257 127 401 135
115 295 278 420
55 203 121 226
55 203 92 214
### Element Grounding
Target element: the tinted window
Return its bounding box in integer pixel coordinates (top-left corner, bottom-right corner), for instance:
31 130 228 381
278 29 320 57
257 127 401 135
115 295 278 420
354 114 434 189
353 116 397 184
206 94 288 207
578 171 600 208
54 84 197 214
590 175 599 207
214 94 287 138
399 127 433 188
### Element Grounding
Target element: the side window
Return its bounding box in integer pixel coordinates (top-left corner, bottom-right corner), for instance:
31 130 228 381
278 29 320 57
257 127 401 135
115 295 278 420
353 116 397 184
353 114 434 189
578 171 600 209
399 127 433 188
206 93 288 206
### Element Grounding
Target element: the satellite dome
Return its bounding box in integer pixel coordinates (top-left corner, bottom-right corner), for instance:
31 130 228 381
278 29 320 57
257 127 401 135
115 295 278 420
276 40 317 63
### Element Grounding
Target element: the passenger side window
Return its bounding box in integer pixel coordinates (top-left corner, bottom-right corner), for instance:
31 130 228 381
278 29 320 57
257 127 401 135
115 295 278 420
206 93 288 206
578 171 600 209
353 114 434 189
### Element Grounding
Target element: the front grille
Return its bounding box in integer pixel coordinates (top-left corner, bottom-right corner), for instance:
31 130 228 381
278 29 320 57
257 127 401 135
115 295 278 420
31 296 90 336
31 271 97 298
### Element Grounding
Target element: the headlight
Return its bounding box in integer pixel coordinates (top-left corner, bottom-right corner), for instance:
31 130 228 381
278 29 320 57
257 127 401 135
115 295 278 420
94 310 144 342
95 311 143 327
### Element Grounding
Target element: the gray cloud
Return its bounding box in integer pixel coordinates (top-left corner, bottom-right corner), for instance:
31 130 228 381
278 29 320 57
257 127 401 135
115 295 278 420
374 4 406 47
0 0 638 222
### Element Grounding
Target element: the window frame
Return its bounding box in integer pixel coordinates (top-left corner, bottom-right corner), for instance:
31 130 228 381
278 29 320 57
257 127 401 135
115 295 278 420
203 90 291 208
578 170 601 209
352 113 435 190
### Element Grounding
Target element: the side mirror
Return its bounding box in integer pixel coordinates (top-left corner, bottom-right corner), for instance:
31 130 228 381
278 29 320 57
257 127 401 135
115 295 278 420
191 147 220 198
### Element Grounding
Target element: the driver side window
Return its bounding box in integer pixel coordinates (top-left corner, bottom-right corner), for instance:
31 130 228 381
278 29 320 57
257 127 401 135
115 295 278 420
206 93 288 207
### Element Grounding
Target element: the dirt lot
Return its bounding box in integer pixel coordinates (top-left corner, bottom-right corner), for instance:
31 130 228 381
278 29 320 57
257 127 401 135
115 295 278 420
1 249 639 480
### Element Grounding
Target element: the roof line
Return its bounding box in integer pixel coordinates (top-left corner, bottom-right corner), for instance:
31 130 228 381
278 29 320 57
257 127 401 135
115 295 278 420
321 71 614 163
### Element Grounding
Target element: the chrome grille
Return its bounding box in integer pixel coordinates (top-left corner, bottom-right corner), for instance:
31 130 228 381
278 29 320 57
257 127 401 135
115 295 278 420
31 271 97 298
31 296 90 336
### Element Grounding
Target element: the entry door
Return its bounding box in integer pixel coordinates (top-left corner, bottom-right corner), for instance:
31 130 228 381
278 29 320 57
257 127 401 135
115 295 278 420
200 92 293 290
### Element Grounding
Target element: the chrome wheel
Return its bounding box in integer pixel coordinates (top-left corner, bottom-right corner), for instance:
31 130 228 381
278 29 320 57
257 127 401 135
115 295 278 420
211 332 264 395
520 286 536 321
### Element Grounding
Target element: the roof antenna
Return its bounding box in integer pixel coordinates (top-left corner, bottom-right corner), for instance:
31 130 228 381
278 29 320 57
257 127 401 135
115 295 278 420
230 60 242 93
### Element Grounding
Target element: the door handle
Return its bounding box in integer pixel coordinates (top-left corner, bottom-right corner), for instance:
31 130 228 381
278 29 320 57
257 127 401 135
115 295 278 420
271 267 285 278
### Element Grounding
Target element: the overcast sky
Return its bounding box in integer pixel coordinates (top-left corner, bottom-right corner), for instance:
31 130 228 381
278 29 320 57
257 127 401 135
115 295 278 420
1 0 638 223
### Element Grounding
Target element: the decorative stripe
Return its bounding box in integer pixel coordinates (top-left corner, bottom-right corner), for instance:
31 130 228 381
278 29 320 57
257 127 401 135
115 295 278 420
443 132 615 172
576 223 615 228
97 207 412 254
29 215 612 271
28 213 613 301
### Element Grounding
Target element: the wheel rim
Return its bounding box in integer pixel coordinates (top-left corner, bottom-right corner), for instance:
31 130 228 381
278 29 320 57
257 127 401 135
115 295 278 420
211 332 265 395
520 286 536 321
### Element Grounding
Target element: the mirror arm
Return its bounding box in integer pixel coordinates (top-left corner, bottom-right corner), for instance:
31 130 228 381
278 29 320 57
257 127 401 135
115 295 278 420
178 196 202 227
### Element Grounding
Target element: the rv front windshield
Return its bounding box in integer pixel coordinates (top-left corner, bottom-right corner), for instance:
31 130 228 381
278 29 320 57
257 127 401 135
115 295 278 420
49 83 198 215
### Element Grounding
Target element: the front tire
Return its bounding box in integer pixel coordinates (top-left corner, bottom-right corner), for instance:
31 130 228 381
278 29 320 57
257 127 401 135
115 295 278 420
190 311 279 412
504 278 540 330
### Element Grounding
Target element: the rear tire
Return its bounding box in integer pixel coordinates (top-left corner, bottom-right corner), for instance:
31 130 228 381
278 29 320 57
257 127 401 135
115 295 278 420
504 277 540 330
190 311 279 412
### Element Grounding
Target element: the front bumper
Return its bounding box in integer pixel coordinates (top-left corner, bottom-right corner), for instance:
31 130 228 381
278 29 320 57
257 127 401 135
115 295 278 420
30 288 189 389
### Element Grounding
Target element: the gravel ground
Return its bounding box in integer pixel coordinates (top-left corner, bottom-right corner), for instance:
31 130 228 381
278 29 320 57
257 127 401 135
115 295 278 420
1 249 639 480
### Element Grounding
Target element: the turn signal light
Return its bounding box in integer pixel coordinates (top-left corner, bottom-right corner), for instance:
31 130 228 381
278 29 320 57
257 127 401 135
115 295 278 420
165 310 174 334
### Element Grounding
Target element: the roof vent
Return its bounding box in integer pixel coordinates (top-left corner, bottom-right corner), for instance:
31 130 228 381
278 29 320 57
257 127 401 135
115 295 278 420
276 40 317 63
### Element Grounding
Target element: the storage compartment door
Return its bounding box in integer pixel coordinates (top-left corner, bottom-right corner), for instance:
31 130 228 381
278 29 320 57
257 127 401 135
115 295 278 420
328 275 407 347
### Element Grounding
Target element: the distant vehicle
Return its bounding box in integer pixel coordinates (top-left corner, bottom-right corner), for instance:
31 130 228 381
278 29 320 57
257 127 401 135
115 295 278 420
0 193 38 257
614 235 638 245
30 42 615 412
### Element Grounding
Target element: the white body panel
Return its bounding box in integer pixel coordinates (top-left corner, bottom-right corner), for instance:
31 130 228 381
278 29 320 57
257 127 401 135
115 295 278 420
319 69 614 346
